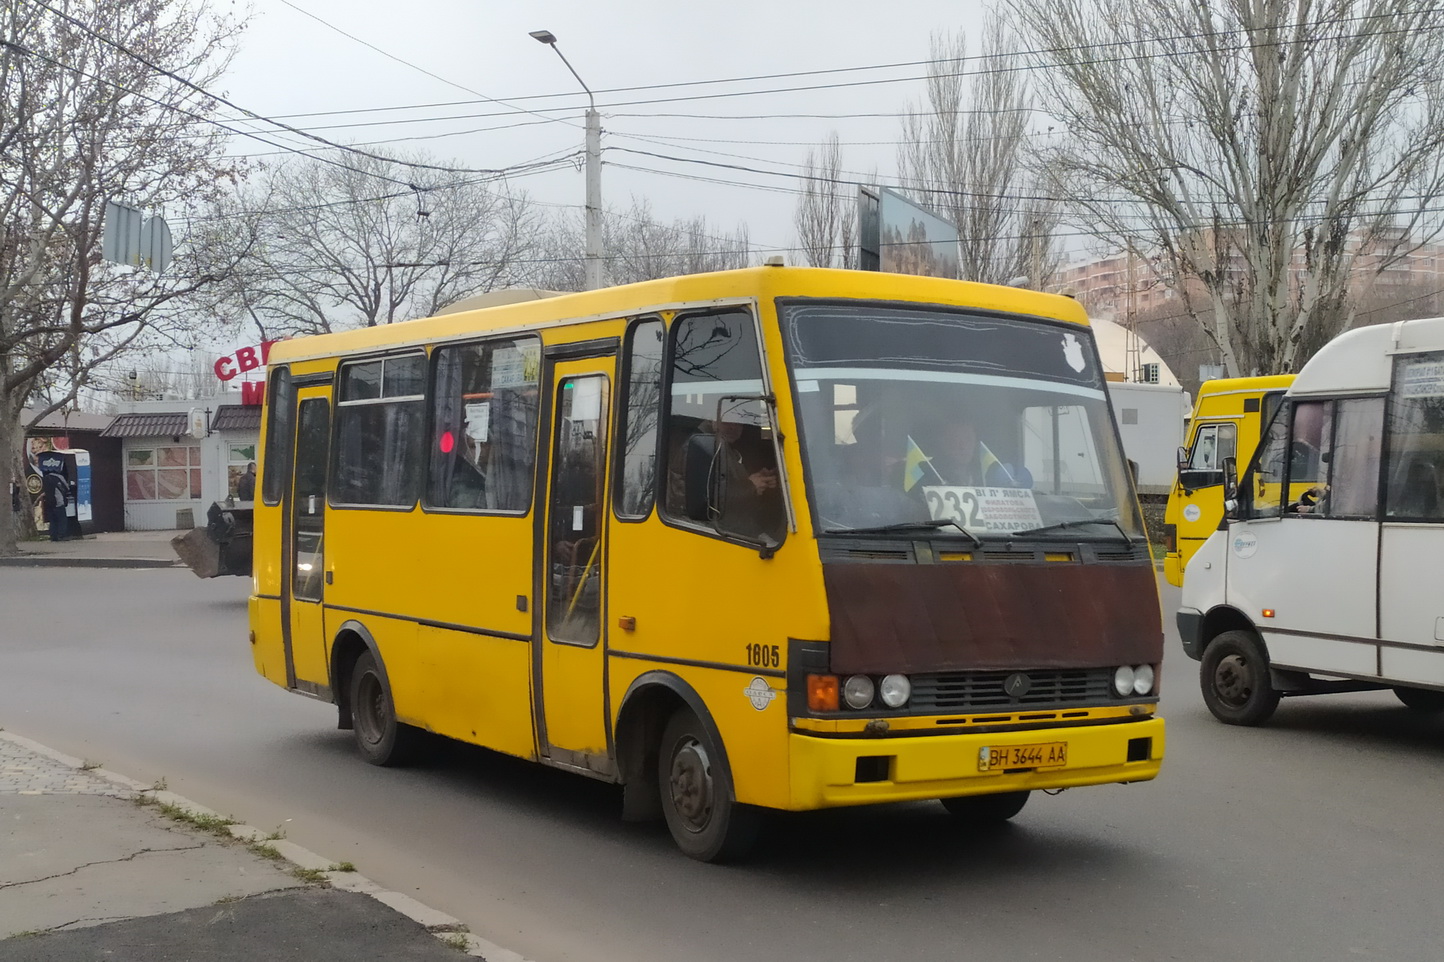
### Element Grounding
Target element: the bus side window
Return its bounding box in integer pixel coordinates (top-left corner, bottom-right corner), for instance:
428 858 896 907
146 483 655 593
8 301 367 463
1385 354 1444 522
661 311 784 543
1244 406 1290 520
427 337 541 513
615 319 664 520
1320 397 1383 519
332 355 427 507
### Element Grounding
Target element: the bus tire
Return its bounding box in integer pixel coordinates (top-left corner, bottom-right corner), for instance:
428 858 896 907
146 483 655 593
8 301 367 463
1200 630 1279 726
940 790 1030 822
657 709 759 863
1393 687 1444 712
350 650 420 766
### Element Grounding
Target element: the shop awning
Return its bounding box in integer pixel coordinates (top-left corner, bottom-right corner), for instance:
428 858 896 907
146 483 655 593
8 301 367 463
210 405 261 433
100 413 189 438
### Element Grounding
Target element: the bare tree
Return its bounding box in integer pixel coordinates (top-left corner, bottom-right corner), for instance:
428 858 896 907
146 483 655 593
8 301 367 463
1 0 246 555
200 150 541 338
896 20 1062 287
794 133 857 269
1009 0 1444 375
527 200 753 290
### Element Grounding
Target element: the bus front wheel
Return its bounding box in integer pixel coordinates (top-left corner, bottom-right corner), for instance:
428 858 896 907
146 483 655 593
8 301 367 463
1200 630 1279 726
350 650 420 766
657 710 759 863
940 790 1030 822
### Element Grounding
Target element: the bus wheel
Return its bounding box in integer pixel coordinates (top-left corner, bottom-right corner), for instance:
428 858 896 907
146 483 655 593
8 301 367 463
350 650 420 767
1200 630 1279 726
657 710 759 863
1393 687 1444 712
940 790 1030 822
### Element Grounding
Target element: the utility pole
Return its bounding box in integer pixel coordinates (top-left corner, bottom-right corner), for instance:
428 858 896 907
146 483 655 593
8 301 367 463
531 30 603 290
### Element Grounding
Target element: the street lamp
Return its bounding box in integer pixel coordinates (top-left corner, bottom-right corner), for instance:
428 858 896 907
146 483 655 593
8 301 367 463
530 29 603 291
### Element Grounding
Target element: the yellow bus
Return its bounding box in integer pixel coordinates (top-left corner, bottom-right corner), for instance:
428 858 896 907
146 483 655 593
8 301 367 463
250 266 1164 861
1162 375 1294 586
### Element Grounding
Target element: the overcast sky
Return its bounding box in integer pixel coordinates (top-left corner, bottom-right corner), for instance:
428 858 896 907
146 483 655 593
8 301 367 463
219 0 997 259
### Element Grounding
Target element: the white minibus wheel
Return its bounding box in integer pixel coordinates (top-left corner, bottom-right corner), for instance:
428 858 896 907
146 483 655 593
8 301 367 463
1199 630 1280 727
1393 687 1444 713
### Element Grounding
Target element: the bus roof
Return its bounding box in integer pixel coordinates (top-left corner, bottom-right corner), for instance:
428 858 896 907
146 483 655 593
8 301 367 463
1291 316 1444 397
1196 374 1295 397
266 266 1091 366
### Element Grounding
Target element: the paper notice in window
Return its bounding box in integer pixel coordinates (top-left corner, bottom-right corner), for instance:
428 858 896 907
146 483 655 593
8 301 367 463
1401 359 1444 398
922 485 1044 533
572 378 602 421
464 402 490 442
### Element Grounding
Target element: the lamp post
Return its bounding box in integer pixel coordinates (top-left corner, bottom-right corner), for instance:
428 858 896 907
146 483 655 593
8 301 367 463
530 29 602 291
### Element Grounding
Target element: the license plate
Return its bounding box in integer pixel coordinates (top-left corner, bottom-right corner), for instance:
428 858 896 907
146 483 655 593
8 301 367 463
977 742 1067 772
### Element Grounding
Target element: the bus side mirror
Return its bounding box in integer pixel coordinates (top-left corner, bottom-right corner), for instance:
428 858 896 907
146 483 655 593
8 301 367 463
1176 445 1189 471
1221 456 1239 514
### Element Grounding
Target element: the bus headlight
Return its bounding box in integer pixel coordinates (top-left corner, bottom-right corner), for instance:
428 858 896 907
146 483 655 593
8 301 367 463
878 674 911 708
1133 664 1156 696
1112 665 1137 697
843 674 875 709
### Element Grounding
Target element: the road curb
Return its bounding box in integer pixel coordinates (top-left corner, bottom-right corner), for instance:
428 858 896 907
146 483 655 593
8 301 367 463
0 556 182 569
0 729 532 962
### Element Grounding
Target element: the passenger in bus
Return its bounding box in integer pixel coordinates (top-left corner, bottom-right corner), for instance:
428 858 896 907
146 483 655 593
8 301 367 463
913 414 1026 488
672 418 783 540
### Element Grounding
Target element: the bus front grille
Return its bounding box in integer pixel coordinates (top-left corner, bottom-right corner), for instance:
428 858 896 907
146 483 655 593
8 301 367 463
909 668 1114 712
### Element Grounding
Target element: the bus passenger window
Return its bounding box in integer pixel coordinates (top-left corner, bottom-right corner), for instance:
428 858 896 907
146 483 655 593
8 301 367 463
333 355 427 507
662 311 784 543
616 319 664 519
427 338 541 513
1320 397 1383 518
1385 354 1444 522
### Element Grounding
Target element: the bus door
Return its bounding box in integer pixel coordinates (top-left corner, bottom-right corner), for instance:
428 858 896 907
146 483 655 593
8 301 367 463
280 387 332 691
535 355 615 770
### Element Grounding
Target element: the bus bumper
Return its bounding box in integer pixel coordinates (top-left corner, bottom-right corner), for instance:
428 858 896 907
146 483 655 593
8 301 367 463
786 717 1164 810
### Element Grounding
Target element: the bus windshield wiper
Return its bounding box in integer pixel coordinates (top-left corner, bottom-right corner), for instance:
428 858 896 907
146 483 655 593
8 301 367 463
1010 519 1132 544
825 519 982 547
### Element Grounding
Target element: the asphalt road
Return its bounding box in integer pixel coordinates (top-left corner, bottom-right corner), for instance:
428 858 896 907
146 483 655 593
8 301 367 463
4 567 1444 962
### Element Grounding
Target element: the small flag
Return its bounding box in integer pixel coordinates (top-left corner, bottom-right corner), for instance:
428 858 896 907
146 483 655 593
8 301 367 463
903 436 932 492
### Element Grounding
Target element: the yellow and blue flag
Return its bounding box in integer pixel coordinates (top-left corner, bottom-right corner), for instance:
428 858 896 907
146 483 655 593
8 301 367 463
903 435 932 492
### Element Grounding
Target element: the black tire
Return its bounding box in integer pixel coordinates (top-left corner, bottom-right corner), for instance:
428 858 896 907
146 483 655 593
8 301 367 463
657 710 760 863
1393 687 1444 712
940 790 1030 822
1200 629 1279 726
350 650 421 766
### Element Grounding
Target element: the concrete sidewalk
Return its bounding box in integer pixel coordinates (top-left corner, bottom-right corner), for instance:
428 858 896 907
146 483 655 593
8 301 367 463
0 530 185 569
0 731 526 961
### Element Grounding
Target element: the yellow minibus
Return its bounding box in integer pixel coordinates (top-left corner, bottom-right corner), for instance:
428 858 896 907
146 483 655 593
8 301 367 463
1162 375 1293 586
250 266 1165 860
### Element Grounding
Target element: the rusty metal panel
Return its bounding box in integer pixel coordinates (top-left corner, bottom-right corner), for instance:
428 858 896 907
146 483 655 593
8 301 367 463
822 562 1162 674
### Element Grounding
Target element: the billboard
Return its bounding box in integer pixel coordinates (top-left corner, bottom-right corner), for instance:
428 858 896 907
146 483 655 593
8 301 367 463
858 187 960 279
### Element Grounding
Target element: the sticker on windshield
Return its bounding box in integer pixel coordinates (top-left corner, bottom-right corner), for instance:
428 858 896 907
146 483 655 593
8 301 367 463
923 485 1044 533
1062 333 1087 373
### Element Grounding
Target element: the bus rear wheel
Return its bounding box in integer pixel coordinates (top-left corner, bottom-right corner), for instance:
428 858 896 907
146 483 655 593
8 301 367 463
940 790 1030 822
657 710 759 863
350 650 420 766
1200 630 1279 726
1393 687 1444 712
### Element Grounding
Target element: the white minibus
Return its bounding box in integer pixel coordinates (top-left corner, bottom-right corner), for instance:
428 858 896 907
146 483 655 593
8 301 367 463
1179 317 1444 724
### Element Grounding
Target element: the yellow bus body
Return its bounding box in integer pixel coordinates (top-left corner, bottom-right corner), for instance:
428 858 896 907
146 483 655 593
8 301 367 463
1163 375 1295 586
249 267 1164 855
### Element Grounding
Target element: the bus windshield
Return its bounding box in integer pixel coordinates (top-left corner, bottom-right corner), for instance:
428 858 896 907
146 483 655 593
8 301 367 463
780 300 1142 540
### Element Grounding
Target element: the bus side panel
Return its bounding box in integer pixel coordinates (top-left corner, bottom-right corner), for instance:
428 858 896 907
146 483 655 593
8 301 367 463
606 520 830 812
249 594 287 688
412 513 534 637
415 625 536 761
328 610 420 721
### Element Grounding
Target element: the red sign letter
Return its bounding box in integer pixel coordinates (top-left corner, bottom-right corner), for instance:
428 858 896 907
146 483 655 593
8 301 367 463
214 356 237 381
241 381 266 406
235 346 260 374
